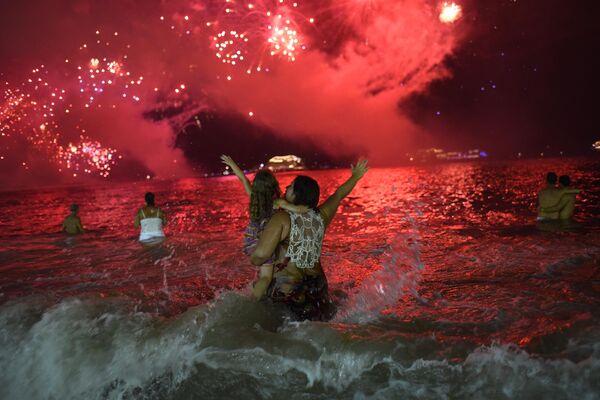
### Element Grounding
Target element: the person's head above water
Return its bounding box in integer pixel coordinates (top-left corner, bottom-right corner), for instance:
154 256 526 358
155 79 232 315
145 192 155 207
286 175 320 210
250 170 281 222
559 175 571 187
546 172 558 185
69 204 79 213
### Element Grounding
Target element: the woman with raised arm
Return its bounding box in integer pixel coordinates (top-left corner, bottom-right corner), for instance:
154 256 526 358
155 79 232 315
250 160 369 320
220 155 308 299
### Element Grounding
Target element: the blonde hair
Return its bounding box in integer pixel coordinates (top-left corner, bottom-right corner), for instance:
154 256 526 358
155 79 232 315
249 170 281 222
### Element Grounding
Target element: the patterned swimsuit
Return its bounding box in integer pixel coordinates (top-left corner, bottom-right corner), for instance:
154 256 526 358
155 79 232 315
243 217 275 265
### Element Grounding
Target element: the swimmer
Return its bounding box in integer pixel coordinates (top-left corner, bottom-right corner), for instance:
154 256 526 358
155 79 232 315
62 204 85 235
134 192 166 243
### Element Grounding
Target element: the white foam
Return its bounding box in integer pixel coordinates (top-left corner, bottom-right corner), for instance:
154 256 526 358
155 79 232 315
2 295 599 399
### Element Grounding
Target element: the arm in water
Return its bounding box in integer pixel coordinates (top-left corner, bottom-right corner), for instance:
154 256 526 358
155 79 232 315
134 209 142 228
75 217 84 233
158 208 167 226
221 155 252 197
273 198 309 213
252 265 274 300
319 159 369 226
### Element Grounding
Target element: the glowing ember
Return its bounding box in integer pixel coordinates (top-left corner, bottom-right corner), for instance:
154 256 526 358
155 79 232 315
439 2 462 23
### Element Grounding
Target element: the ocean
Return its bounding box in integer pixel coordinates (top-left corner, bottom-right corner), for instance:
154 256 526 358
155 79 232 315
1 157 599 399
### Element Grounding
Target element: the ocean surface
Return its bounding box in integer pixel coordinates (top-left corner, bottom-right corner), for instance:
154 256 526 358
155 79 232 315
1 157 599 400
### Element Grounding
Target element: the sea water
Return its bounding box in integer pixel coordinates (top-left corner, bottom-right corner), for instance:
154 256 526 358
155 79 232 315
1 157 599 399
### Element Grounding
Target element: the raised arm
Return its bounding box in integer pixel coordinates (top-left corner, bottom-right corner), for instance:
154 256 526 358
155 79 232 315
319 159 369 226
221 155 252 197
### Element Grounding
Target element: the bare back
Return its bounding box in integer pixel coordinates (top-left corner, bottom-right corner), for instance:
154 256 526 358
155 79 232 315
538 187 561 219
558 193 576 220
63 215 84 235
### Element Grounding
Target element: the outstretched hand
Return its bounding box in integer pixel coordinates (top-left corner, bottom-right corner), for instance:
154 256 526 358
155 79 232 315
221 155 237 170
351 159 369 180
222 154 252 196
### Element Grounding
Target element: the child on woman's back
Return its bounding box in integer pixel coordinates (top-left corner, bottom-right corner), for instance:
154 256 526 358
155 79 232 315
221 155 307 299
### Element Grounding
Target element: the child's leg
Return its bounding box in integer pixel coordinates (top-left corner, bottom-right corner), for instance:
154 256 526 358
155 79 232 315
252 264 274 300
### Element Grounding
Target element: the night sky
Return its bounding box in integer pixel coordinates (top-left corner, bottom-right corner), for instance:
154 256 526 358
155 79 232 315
403 0 600 157
0 0 598 187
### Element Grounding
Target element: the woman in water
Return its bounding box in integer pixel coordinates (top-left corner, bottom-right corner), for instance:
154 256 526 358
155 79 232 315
134 192 166 243
221 155 308 299
250 160 369 320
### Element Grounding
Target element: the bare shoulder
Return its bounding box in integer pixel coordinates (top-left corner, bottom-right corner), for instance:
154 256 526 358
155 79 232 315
318 205 335 226
270 210 291 225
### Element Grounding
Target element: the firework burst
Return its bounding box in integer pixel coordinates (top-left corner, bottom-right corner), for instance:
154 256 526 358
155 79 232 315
439 2 462 24
206 0 313 75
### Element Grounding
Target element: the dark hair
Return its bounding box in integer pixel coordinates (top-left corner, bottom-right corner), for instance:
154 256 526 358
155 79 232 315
559 175 571 187
546 172 557 184
145 192 155 206
250 170 281 222
292 175 320 210
70 204 79 213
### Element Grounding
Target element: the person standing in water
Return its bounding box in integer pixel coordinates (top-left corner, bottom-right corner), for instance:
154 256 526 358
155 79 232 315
220 155 308 299
537 172 578 221
540 175 580 221
134 192 166 242
62 204 85 235
251 160 369 321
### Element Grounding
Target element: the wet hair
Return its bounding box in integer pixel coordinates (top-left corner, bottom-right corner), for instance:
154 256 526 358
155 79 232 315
559 175 571 187
546 172 557 184
250 170 281 222
69 204 79 213
291 175 320 210
145 192 155 207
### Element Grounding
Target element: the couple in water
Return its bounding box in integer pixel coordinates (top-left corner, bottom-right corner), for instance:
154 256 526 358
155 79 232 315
537 172 579 222
221 155 369 321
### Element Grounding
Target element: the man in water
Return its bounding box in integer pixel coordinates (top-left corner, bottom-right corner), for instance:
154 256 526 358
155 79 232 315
537 172 561 221
62 204 85 235
541 175 580 221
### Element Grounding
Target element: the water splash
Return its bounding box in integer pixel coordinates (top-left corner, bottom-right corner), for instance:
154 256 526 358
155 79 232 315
336 209 425 324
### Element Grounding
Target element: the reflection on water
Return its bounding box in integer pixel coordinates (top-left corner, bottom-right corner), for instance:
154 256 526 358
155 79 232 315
0 157 599 399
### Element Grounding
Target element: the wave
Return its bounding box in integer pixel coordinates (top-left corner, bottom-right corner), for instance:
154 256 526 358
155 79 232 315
1 294 599 399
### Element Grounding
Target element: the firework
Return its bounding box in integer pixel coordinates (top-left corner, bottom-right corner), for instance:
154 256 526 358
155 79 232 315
439 2 462 24
0 33 135 177
206 0 312 74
